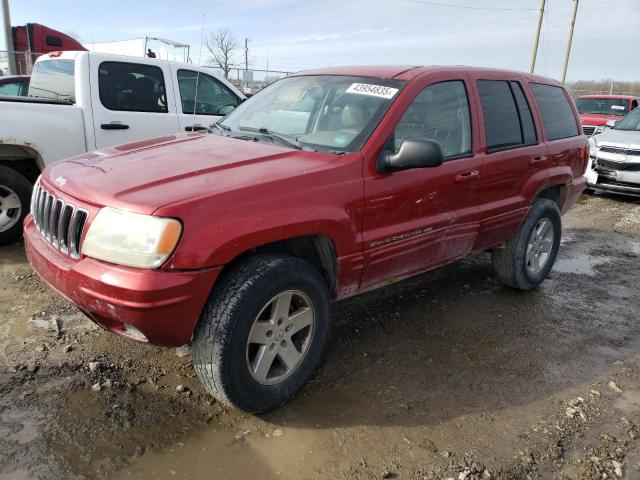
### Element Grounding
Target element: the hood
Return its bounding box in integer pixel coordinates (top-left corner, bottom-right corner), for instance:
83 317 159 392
593 128 640 148
579 113 625 126
44 133 339 214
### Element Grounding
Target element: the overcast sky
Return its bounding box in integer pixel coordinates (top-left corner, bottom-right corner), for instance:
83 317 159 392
3 0 639 81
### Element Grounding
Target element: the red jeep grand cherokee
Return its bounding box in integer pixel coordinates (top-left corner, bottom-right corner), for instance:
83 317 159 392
24 66 587 412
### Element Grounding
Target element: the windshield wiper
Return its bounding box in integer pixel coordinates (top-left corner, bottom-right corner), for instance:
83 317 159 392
210 122 231 134
238 126 306 150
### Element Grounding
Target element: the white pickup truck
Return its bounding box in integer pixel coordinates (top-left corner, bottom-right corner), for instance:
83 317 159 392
0 51 245 244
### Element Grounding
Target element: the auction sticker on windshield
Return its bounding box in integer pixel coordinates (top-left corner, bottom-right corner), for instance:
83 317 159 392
346 83 399 99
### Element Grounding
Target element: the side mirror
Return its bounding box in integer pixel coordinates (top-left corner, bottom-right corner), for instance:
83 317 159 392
377 138 444 173
605 119 617 128
218 105 236 116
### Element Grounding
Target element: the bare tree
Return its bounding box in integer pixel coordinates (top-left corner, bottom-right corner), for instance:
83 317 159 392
206 29 240 79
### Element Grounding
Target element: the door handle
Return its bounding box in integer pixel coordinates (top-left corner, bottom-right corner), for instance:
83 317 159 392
101 123 129 130
185 125 208 132
455 170 480 183
529 155 547 166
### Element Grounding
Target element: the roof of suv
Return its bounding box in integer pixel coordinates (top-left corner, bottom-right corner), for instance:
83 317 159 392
577 94 639 100
291 65 560 84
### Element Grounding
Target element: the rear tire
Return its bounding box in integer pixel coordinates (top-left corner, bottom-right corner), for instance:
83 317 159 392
192 254 330 413
492 199 561 291
0 166 32 246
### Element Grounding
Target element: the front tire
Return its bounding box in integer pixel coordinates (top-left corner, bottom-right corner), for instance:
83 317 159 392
0 166 32 246
492 199 561 291
192 254 330 413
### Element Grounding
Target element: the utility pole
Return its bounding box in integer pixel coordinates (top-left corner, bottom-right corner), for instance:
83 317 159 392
561 0 579 84
244 37 249 71
530 0 545 74
2 0 17 75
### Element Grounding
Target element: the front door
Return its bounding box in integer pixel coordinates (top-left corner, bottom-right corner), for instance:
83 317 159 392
91 57 179 149
360 75 483 291
170 67 241 132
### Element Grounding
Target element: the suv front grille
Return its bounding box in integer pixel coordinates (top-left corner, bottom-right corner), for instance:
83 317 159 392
582 125 596 136
599 146 640 156
597 159 640 172
31 182 88 259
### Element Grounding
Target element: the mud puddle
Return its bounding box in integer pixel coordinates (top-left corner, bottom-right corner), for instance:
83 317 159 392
2 194 640 479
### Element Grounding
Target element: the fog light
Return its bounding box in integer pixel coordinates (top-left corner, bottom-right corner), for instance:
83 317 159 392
123 324 148 342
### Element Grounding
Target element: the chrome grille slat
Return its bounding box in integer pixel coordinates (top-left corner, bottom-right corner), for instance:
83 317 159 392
582 125 596 136
30 183 88 259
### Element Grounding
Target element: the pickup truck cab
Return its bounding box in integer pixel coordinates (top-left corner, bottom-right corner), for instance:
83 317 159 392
24 66 587 412
576 94 639 136
0 51 244 244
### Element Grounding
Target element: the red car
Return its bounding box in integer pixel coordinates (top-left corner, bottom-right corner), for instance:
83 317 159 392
0 75 29 96
576 94 639 136
24 66 587 412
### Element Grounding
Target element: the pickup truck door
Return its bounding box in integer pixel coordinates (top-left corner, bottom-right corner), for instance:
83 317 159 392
168 65 242 132
90 56 180 149
360 74 483 291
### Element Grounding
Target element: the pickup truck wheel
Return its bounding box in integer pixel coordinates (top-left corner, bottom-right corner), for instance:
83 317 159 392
492 198 561 291
0 167 32 246
192 254 330 413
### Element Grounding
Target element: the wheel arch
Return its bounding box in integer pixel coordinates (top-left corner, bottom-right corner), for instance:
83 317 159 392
0 143 45 183
221 234 339 297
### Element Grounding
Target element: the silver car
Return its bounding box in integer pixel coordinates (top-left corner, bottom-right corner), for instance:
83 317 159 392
587 107 640 197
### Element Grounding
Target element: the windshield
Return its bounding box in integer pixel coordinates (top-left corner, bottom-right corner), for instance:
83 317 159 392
28 59 75 103
613 107 640 131
575 97 628 116
219 75 405 152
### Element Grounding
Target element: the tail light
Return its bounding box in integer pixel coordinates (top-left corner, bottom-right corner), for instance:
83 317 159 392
582 144 589 174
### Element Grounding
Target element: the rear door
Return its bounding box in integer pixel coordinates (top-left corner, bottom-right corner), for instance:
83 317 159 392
91 56 180 148
360 73 483 291
468 74 549 251
169 66 242 132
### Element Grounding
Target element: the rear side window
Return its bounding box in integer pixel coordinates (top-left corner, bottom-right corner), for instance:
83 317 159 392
99 61 168 113
530 83 579 140
477 80 537 152
28 59 75 103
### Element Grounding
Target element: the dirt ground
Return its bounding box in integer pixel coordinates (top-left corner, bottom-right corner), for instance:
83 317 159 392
1 192 640 480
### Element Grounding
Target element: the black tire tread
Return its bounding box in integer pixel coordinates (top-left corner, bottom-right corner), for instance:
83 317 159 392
192 254 328 412
0 166 33 246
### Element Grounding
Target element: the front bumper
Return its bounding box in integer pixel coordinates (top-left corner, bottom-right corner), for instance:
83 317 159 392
24 215 221 346
586 158 640 197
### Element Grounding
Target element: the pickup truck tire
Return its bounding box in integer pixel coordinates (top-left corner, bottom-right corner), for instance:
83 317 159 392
492 199 561 291
192 254 330 413
0 166 32 246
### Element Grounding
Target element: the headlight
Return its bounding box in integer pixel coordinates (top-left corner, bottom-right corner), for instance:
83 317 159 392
593 126 605 135
589 138 597 158
81 207 182 268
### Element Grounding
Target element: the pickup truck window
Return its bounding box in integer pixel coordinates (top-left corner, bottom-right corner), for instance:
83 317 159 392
530 83 579 141
219 75 404 152
177 69 239 116
28 59 75 103
0 82 21 96
391 80 472 159
575 97 629 116
98 61 168 113
478 80 536 152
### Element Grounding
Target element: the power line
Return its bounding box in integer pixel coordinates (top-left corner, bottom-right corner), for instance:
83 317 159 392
405 0 536 12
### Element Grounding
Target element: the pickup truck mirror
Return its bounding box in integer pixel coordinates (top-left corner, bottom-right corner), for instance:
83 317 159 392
377 138 444 173
218 105 237 116
605 119 618 128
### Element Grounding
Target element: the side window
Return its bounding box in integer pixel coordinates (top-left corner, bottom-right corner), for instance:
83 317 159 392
99 61 168 113
46 35 63 47
530 83 579 141
478 80 536 152
0 82 21 96
510 81 537 145
392 80 472 160
177 69 239 116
